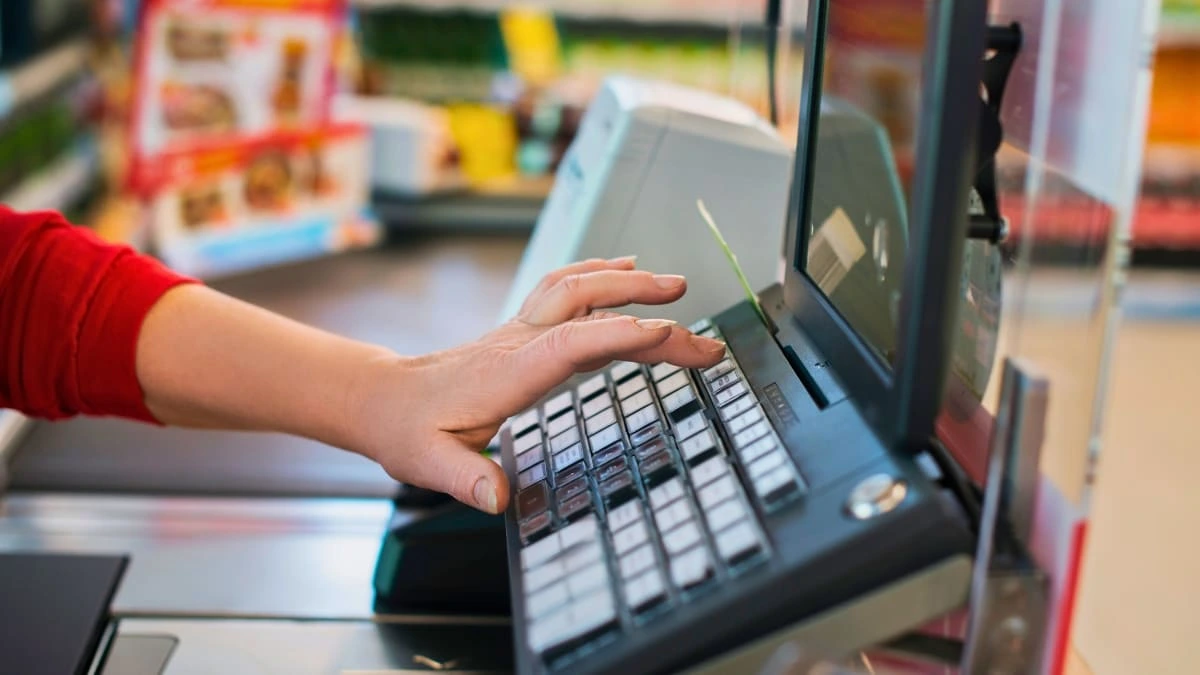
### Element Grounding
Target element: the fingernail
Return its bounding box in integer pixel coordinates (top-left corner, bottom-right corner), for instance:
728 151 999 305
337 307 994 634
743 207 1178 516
692 335 726 353
636 318 677 331
473 477 498 514
610 255 638 266
653 274 686 289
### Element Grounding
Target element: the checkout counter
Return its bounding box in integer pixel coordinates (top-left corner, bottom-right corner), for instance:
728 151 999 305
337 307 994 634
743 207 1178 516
0 236 527 673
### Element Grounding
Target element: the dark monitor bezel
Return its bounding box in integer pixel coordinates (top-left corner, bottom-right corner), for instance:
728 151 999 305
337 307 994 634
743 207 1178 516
782 0 989 453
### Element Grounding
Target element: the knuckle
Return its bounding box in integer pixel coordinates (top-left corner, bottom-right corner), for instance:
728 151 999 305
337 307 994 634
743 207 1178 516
559 273 584 297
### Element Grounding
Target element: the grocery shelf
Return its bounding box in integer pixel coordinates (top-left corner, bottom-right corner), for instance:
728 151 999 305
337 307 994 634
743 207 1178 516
0 39 91 121
352 0 749 29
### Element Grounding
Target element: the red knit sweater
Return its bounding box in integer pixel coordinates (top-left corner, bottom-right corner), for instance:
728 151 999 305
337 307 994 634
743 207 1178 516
0 206 194 423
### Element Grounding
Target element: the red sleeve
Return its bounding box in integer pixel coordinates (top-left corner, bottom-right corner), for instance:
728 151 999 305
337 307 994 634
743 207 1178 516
0 205 197 423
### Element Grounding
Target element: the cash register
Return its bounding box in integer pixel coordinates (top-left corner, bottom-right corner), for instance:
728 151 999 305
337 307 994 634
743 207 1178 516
495 1 995 673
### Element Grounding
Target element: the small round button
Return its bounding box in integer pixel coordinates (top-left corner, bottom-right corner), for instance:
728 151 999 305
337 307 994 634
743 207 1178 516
846 474 908 520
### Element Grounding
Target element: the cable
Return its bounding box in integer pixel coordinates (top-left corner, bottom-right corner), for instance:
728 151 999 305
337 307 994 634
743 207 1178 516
765 0 783 126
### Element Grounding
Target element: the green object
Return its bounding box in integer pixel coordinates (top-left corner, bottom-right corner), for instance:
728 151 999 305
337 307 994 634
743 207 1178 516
697 199 770 328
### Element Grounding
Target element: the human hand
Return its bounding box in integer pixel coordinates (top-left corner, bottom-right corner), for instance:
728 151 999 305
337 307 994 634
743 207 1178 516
349 257 726 514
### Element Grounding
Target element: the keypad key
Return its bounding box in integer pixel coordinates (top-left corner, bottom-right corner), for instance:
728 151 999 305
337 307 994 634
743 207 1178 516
689 317 713 334
648 478 684 510
698 475 738 509
716 522 763 565
735 421 772 449
558 491 594 522
638 450 677 486
656 371 691 398
553 444 586 474
547 412 577 438
544 391 574 419
517 447 544 473
607 501 642 532
517 482 551 520
633 437 669 462
675 412 707 441
670 547 714 590
663 521 703 555
654 500 692 533
596 456 629 483
589 425 621 453
704 498 747 533
524 559 565 594
584 408 617 436
755 465 802 505
592 442 625 468
511 410 540 436
567 561 611 598
729 407 764 434
550 427 581 454
610 361 642 383
629 423 665 448
680 429 719 465
519 463 548 490
714 382 748 406
703 359 735 382
740 436 778 465
563 542 604 573
619 544 657 578
514 428 543 455
527 581 569 619
556 461 586 486
520 511 553 543
663 387 700 421
690 456 730 488
556 477 589 503
559 515 598 550
624 569 667 613
651 362 682 382
521 533 562 570
698 327 718 340
599 471 638 506
709 370 741 394
748 449 788 479
720 395 756 421
582 394 613 419
612 518 649 555
616 374 649 401
621 389 653 415
578 374 607 401
625 406 661 434
527 589 618 656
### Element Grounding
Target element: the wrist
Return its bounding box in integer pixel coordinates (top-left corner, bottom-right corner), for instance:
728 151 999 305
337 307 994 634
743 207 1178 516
337 344 415 465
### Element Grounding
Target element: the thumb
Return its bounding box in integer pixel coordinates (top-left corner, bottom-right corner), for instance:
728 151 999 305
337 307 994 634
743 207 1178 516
417 435 511 514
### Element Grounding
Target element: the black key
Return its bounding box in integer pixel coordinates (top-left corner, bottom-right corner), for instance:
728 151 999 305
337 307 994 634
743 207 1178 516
519 463 547 490
592 442 625 468
517 448 544 473
520 511 553 543
596 456 629 484
599 471 638 506
634 437 669 462
556 462 586 486
557 490 594 521
516 482 550 520
629 423 664 448
638 450 677 487
556 477 589 502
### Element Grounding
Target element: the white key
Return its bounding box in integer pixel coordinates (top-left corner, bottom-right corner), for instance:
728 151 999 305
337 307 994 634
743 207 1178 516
514 428 543 455
680 429 717 463
624 569 666 611
716 521 762 563
621 389 653 414
606 501 642 532
613 518 649 555
610 361 641 382
585 408 617 435
527 581 569 619
663 386 697 414
563 542 604 573
705 499 747 533
698 475 738 510
578 374 607 401
563 588 617 641
709 370 741 394
651 362 681 382
547 412 577 438
588 425 621 452
567 562 611 598
740 436 777 464
703 359 735 382
749 449 788 479
715 382 748 406
698 328 718 340
619 544 656 578
656 371 690 397
649 478 684 510
689 317 713 333
669 547 712 589
550 427 580 453
654 500 692 533
553 444 585 474
524 560 566 594
625 406 659 433
690 456 729 488
582 394 613 419
521 533 562 570
729 407 764 433
755 465 797 499
544 391 574 419
720 395 755 421
616 375 648 401
559 515 598 550
662 521 702 555
675 412 708 441
527 604 572 653
511 409 540 435
735 421 771 448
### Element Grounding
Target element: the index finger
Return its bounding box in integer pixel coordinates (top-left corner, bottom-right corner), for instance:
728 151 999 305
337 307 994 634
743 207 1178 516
519 256 638 317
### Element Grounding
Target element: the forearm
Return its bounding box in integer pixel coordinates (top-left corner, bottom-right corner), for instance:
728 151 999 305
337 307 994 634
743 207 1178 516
136 284 397 454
